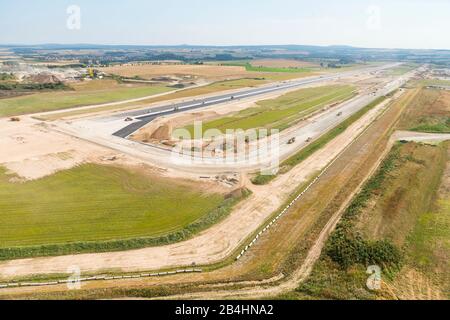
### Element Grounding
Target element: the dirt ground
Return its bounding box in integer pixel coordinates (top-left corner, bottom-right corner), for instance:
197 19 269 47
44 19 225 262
0 117 113 180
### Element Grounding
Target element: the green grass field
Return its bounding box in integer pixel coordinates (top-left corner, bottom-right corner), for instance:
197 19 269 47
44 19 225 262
0 81 173 117
385 63 418 76
183 85 355 136
0 164 225 248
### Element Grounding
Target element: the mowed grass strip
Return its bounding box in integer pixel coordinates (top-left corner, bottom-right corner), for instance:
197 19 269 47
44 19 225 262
0 164 224 248
184 85 356 136
0 80 173 117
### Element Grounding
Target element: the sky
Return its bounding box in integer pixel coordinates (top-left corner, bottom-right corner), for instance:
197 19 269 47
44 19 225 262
0 0 449 50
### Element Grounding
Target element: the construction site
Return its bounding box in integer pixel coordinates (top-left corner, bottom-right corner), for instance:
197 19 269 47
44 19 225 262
1 0 450 305
0 47 448 301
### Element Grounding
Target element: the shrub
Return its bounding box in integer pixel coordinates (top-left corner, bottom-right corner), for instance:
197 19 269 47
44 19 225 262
325 225 402 269
251 174 276 185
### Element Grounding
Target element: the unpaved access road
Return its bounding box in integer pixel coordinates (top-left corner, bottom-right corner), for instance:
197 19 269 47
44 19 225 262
393 130 450 142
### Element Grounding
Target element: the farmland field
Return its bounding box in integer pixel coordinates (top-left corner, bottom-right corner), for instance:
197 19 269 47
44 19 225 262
0 164 225 248
100 64 251 81
100 62 316 81
0 79 173 117
183 85 356 135
222 61 311 73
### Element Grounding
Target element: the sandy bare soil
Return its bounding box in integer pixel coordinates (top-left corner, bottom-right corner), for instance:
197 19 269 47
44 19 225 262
393 130 450 142
0 93 392 279
0 118 114 180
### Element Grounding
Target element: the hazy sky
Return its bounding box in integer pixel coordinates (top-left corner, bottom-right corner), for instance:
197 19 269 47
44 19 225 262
1 0 449 49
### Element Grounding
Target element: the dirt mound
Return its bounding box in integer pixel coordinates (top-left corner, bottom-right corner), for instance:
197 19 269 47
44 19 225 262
150 123 172 140
225 187 248 199
27 73 62 84
131 110 220 144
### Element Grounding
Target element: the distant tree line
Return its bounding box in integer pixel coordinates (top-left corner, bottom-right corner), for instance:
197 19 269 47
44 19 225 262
0 82 69 91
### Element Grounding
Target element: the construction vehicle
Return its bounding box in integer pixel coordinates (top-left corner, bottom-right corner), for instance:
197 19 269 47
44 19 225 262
87 68 95 78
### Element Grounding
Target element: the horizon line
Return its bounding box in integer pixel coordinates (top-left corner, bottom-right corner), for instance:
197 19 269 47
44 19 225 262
1 43 449 52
